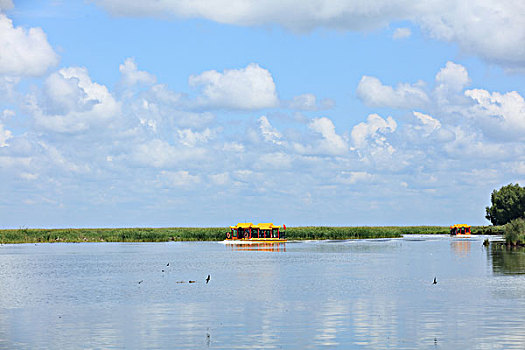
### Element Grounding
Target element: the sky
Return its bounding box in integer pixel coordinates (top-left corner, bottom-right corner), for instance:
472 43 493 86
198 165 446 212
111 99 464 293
0 0 524 228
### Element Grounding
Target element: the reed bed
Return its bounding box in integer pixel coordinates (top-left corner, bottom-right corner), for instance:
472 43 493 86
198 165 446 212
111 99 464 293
0 225 503 244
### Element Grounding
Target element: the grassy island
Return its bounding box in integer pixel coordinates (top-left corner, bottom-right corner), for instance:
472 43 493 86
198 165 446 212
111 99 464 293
0 225 503 244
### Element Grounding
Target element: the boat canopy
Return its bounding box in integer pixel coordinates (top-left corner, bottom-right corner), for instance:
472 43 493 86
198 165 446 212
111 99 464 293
230 223 253 229
254 223 280 230
450 224 471 229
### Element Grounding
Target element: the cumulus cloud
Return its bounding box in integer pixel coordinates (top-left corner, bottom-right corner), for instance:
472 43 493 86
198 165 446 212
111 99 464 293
357 75 429 109
119 57 156 86
189 63 278 110
93 0 525 69
0 14 59 76
413 111 441 135
32 67 120 132
294 117 347 156
417 0 525 70
258 116 282 145
351 114 397 152
465 89 525 140
435 61 471 102
177 128 214 147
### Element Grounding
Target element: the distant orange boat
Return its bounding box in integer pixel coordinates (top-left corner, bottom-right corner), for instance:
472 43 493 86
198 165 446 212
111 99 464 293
225 223 287 242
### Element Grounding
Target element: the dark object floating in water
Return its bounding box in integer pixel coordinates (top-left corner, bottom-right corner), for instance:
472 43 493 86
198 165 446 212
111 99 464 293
161 269 165 272
176 281 185 284
138 280 143 284
433 277 437 285
483 239 490 246
167 263 170 266
206 275 210 284
189 280 196 283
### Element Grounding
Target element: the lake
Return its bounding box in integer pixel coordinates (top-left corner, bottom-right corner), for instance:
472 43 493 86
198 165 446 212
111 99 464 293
0 235 524 349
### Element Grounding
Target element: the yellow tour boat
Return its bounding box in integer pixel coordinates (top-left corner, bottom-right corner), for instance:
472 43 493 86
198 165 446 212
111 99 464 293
225 223 287 242
450 224 471 235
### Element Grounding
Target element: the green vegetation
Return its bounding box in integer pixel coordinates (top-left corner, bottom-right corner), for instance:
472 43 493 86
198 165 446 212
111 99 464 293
504 218 525 246
285 226 447 240
0 225 505 244
0 227 227 244
485 183 525 225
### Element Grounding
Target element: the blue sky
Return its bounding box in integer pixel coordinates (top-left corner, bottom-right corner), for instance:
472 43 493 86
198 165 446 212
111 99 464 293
1 0 524 228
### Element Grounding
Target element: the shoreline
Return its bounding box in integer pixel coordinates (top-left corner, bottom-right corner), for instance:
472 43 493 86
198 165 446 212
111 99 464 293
0 226 503 244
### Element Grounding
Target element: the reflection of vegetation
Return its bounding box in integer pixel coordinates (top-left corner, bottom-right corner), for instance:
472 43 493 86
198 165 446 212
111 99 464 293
490 244 525 275
504 218 525 245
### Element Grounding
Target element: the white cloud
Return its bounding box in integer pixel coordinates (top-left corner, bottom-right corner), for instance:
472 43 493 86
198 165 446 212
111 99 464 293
435 61 470 101
223 142 244 153
258 116 282 145
0 122 12 147
357 75 429 109
417 0 525 70
393 27 411 39
1 108 14 121
301 117 348 156
159 170 201 188
33 67 120 132
337 171 374 185
0 14 58 76
131 139 176 168
351 113 397 151
465 89 525 140
189 63 278 110
287 93 335 111
119 57 156 86
177 128 214 147
288 93 316 110
0 76 19 102
131 139 205 168
209 172 230 185
93 0 525 69
258 152 292 169
413 111 441 135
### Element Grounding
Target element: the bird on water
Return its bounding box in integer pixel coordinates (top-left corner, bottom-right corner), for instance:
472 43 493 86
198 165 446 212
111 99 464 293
206 275 211 284
433 277 437 284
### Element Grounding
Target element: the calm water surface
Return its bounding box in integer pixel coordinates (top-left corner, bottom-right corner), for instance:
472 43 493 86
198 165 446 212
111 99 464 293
0 235 524 349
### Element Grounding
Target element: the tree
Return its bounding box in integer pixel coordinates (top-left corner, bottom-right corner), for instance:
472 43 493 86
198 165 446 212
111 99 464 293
485 183 525 225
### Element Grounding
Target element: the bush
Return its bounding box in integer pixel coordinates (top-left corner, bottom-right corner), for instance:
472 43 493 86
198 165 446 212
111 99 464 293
504 218 525 245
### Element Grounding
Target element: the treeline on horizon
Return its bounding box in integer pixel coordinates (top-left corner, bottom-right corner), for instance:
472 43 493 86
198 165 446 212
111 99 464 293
0 225 504 244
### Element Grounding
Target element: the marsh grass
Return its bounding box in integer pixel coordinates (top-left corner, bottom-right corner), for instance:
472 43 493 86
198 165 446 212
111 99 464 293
0 225 502 244
0 227 228 244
